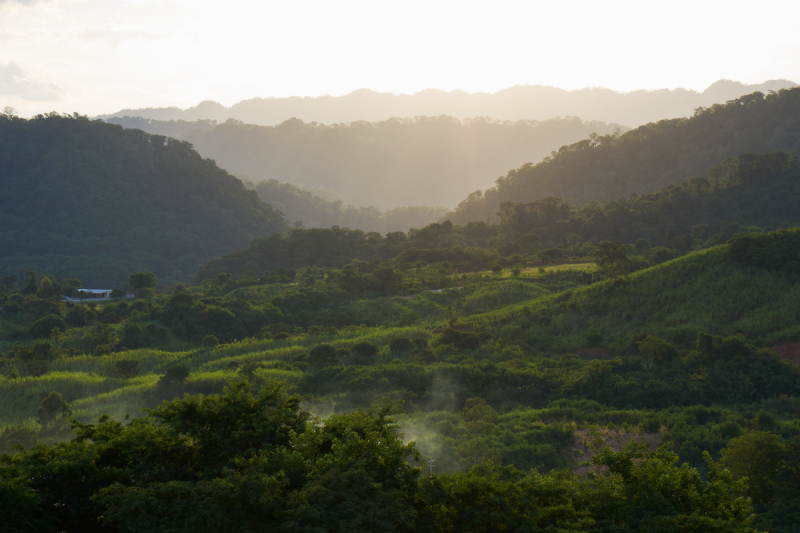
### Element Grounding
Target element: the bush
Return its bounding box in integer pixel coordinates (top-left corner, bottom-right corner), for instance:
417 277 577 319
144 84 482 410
389 337 414 352
26 360 50 377
459 332 482 350
202 335 220 348
308 344 337 369
639 417 661 433
586 332 603 347
351 342 379 358
114 359 140 379
29 314 66 338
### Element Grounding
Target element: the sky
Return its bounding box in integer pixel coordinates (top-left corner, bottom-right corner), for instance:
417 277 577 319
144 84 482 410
2 0 800 117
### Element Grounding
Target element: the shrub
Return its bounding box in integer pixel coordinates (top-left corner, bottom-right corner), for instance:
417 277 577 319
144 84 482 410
459 332 482 350
308 344 337 369
29 314 66 338
26 360 50 377
202 335 220 347
351 342 379 358
114 359 140 379
586 332 603 347
389 337 414 352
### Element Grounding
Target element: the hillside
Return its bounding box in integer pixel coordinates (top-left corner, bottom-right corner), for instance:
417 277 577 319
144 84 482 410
448 87 800 224
250 179 448 233
99 79 796 127
3 224 800 529
0 111 287 287
106 115 626 209
192 151 800 282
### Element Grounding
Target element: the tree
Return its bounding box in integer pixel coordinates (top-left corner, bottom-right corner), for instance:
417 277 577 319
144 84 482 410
114 359 140 379
21 270 37 295
36 277 59 299
592 241 630 279
88 322 119 354
389 337 414 352
637 335 678 364
589 443 757 533
308 344 337 369
201 335 219 348
634 238 650 252
157 363 190 398
110 288 125 299
29 314 66 338
37 391 71 428
720 431 784 504
51 328 63 349
128 272 157 299
459 398 499 466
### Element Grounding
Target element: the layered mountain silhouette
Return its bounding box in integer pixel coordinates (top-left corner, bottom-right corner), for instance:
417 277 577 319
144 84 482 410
99 79 795 128
447 87 800 224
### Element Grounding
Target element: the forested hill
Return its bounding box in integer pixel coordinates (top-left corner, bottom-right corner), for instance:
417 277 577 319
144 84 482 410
0 111 287 287
193 151 800 282
251 179 448 233
448 87 800 225
106 115 626 209
99 79 795 127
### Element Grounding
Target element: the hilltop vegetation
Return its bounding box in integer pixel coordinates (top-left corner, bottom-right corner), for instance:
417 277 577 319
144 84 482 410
0 111 287 287
449 87 800 224
107 115 625 209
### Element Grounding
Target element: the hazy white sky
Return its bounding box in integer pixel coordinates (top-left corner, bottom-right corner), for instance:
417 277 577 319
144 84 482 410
2 0 800 116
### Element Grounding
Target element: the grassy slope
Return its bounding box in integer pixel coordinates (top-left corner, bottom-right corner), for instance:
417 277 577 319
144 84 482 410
468 245 800 353
2 245 798 430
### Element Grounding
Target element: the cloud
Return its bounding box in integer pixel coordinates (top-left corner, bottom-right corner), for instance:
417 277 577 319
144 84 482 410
0 61 64 100
78 25 171 47
0 0 54 6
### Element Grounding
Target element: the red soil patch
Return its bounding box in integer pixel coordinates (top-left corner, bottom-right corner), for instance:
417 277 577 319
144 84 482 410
770 343 800 363
568 427 661 476
577 347 614 359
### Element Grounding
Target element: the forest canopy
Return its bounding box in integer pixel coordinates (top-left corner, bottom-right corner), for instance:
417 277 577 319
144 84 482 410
449 87 800 224
0 111 287 287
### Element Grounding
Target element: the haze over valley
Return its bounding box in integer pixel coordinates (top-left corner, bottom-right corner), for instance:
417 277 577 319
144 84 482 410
4 1 800 531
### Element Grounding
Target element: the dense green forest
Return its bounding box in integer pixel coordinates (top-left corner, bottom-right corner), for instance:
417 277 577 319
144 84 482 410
194 150 800 281
4 99 800 532
107 115 625 209
251 178 448 233
0 111 287 287
2 224 800 531
449 87 800 224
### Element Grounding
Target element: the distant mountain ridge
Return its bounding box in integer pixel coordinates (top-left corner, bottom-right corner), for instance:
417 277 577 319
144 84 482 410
99 79 796 128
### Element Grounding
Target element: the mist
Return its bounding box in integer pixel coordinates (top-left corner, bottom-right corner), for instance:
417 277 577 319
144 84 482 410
100 79 796 129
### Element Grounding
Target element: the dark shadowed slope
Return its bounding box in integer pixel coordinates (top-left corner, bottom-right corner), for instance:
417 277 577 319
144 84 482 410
0 111 287 287
99 79 795 127
448 88 800 224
